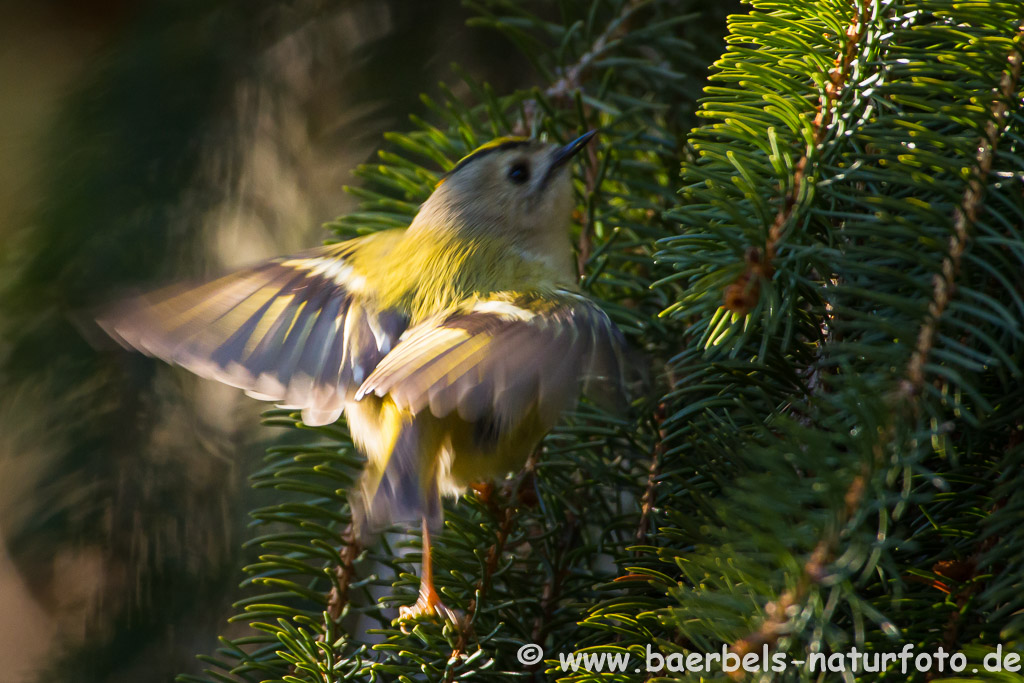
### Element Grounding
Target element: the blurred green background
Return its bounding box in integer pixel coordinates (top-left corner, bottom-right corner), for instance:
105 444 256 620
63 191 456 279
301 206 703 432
0 1 529 680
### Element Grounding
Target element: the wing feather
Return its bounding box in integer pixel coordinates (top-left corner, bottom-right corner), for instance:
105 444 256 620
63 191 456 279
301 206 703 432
357 291 627 426
99 244 408 425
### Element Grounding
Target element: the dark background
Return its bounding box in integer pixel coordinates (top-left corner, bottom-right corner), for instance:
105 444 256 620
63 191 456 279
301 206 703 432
0 2 529 680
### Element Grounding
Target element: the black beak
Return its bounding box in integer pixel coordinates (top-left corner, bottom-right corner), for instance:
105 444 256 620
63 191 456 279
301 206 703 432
550 130 597 170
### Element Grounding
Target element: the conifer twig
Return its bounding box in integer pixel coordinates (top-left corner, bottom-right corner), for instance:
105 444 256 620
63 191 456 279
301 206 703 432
544 0 647 102
517 0 647 132
634 403 666 548
531 513 580 647
326 528 361 620
725 0 870 314
902 24 1024 396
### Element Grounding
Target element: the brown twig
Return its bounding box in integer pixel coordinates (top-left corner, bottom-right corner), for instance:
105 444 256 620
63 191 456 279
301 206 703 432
544 0 646 102
902 26 1024 396
516 0 646 134
441 7 656 674
442 452 539 681
730 444 880 666
725 2 868 315
634 403 667 549
515 2 648 277
326 528 361 620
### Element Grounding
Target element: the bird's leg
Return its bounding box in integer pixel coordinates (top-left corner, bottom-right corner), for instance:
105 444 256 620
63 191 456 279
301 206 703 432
398 518 460 628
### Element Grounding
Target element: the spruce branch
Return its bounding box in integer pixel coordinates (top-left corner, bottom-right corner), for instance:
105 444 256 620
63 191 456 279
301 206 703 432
730 21 1024 662
517 0 661 133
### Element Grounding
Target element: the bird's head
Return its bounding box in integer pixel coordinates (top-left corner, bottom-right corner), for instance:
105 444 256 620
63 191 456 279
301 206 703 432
409 132 596 275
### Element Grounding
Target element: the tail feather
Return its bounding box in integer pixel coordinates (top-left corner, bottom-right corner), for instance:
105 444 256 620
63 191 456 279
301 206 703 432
349 402 443 540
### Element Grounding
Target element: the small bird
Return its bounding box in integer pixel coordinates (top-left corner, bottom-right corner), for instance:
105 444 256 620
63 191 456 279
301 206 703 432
100 131 627 622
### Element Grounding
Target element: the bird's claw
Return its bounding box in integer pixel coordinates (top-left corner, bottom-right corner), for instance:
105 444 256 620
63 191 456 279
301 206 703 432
397 587 462 633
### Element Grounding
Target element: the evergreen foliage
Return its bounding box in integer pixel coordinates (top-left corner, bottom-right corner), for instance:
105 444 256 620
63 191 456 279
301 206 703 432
176 0 1024 681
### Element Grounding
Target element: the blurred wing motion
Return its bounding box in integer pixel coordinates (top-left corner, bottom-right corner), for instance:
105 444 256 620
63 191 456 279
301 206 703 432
357 291 628 427
99 244 408 426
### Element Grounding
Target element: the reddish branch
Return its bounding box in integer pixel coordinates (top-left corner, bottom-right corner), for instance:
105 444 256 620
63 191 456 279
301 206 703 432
518 1 646 271
730 445 879 666
327 529 361 620
635 403 667 549
323 2 651 664
442 454 539 681
544 0 645 101
724 3 868 315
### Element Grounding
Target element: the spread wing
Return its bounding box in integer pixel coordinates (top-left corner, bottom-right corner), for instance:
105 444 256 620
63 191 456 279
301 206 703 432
99 243 408 426
356 291 627 427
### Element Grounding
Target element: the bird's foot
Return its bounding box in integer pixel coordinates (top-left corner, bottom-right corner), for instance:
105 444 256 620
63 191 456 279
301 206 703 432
397 582 462 633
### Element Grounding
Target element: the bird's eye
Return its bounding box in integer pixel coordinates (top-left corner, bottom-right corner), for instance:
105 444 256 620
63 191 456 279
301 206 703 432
507 161 530 184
